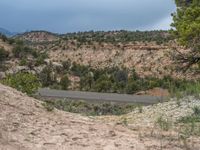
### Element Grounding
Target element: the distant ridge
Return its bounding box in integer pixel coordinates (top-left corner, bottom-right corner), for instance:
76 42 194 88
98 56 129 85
0 27 17 37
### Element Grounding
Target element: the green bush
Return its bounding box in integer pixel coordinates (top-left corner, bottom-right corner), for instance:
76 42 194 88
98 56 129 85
2 72 41 95
42 102 54 111
179 106 200 124
79 72 94 90
19 58 28 66
193 106 200 116
12 45 25 58
12 45 39 59
71 62 89 76
62 60 71 71
126 81 139 94
39 65 57 87
0 47 9 62
94 75 112 92
156 116 172 131
35 52 48 66
60 75 71 90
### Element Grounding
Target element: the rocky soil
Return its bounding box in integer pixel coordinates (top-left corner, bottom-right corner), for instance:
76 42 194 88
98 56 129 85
123 96 200 127
1 84 200 149
31 37 198 79
0 39 12 52
0 83 142 150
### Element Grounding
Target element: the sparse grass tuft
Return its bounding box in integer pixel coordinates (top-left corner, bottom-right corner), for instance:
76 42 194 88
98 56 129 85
42 102 54 111
155 116 172 131
178 106 200 124
193 106 200 116
177 106 200 139
170 81 200 99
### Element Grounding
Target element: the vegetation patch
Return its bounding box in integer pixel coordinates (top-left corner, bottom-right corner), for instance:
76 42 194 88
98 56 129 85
63 30 173 45
1 72 41 95
42 99 138 116
0 47 9 62
37 59 200 98
178 106 200 124
42 102 54 112
155 116 172 131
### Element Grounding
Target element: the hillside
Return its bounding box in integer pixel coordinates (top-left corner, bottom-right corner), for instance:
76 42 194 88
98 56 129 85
16 31 59 43
14 30 197 79
0 38 13 52
0 83 141 150
1 84 200 149
1 30 199 95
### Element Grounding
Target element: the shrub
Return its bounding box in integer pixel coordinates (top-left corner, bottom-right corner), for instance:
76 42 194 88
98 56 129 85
0 34 8 42
114 70 128 83
35 52 48 66
12 45 39 59
0 47 9 62
94 75 112 92
2 72 41 95
60 75 70 90
79 72 94 90
126 80 139 94
39 65 56 87
156 116 172 131
193 106 200 116
177 106 200 138
19 58 28 66
179 106 200 124
71 62 89 76
62 60 71 70
8 38 15 44
42 101 54 111
12 45 24 58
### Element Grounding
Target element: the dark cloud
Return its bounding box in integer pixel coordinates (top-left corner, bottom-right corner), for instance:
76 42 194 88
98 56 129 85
0 0 176 33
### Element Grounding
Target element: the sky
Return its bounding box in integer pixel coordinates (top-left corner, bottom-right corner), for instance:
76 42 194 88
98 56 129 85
0 0 176 33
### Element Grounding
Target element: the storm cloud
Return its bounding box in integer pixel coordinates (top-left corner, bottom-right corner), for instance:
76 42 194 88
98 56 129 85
0 0 176 33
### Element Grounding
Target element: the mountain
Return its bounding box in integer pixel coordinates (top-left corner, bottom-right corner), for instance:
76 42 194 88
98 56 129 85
0 27 17 37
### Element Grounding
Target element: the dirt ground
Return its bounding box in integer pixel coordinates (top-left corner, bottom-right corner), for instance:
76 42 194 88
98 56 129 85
1 84 200 150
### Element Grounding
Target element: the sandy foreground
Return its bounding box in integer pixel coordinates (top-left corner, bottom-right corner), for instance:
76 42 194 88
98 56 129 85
0 83 200 150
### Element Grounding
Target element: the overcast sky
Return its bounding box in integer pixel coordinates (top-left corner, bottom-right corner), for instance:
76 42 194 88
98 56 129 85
0 0 176 33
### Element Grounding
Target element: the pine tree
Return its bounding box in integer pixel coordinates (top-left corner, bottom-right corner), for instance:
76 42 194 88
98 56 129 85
171 0 200 70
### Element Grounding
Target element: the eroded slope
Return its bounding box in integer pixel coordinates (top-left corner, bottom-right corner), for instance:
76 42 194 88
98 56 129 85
0 84 145 150
1 84 200 149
